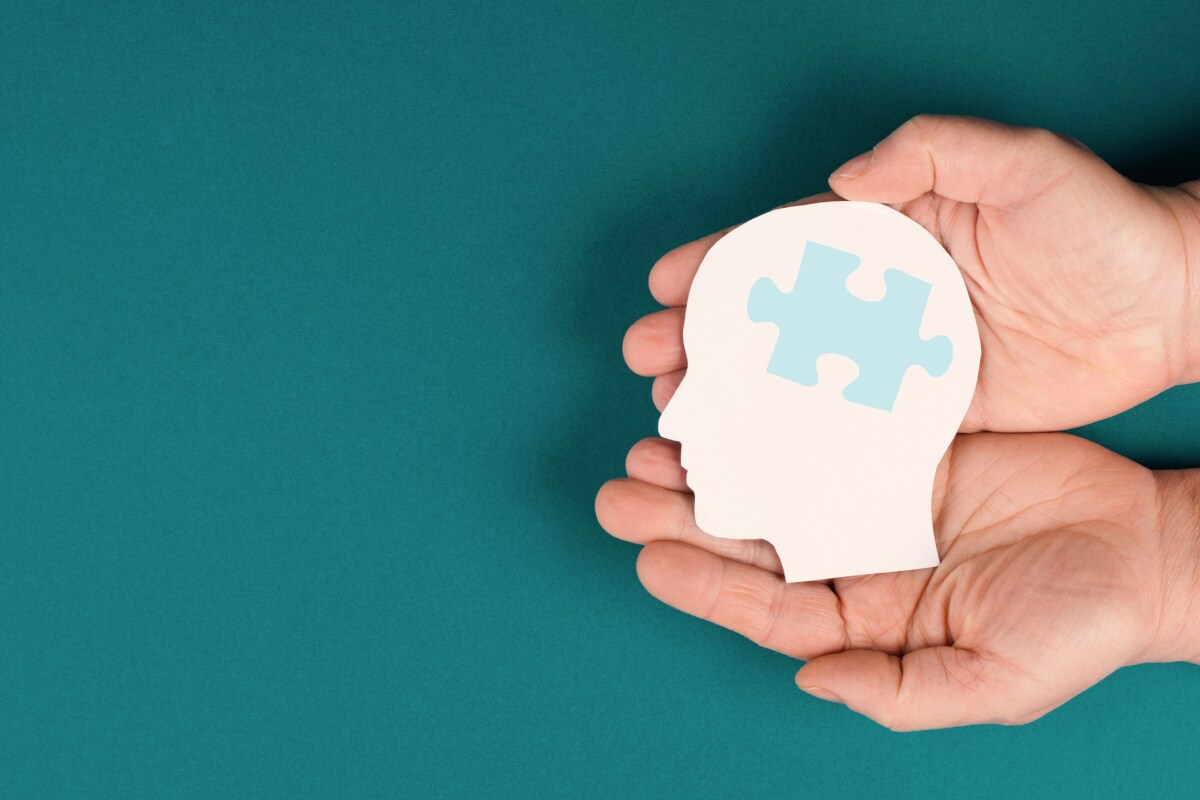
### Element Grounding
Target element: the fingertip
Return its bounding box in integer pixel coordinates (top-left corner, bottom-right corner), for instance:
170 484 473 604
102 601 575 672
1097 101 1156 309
620 322 642 374
794 676 846 705
595 478 642 535
648 230 727 306
776 191 845 210
624 436 663 476
796 650 907 728
826 152 919 204
828 150 875 183
636 541 715 602
623 440 645 477
622 309 686 377
625 436 688 492
647 254 674 306
634 541 671 595
651 370 685 412
594 479 621 529
795 653 839 690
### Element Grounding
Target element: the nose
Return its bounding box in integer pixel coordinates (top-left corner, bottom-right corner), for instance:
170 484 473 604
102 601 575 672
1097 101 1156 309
657 374 692 443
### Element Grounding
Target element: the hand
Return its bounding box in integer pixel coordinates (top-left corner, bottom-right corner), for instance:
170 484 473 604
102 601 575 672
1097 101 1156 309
595 432 1200 730
624 115 1200 432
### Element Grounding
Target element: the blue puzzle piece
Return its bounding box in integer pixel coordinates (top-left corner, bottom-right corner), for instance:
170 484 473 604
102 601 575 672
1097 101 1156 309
747 241 952 411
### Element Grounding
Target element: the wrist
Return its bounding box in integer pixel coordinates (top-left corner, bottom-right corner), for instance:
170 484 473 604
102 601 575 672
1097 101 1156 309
1145 469 1200 664
1159 182 1200 386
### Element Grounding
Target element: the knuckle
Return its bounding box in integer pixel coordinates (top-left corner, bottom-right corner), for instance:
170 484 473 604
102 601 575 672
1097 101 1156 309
1003 708 1044 727
715 571 774 638
876 709 914 733
753 582 788 646
902 113 941 138
1022 126 1073 154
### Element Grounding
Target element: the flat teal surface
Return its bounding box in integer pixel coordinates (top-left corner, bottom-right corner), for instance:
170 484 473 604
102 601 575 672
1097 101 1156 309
3 1 1200 796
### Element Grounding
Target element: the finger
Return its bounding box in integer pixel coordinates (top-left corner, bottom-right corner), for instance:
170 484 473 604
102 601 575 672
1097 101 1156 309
625 437 689 493
623 308 685 377
652 369 685 412
595 479 783 573
795 647 1038 731
636 541 846 660
649 229 729 307
828 115 1102 210
648 193 843 307
958 391 988 434
776 191 842 210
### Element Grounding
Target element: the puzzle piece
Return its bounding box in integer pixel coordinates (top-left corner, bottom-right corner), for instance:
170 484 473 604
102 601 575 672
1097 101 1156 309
747 241 952 411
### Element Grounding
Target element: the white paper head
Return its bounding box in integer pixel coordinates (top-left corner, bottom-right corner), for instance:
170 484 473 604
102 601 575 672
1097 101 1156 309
659 202 980 582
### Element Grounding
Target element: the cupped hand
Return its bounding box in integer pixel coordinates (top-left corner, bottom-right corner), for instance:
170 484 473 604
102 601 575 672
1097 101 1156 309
596 431 1196 730
625 115 1200 432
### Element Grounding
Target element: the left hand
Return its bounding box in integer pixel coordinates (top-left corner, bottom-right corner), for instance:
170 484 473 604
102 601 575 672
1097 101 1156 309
595 431 1199 730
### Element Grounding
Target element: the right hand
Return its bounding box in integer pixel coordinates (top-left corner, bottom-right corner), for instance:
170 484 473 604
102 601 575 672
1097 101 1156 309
625 115 1200 432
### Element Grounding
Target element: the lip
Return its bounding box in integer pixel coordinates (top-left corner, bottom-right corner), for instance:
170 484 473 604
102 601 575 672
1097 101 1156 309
680 465 700 489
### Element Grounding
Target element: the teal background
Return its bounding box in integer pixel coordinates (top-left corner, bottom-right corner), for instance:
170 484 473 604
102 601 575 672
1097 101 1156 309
3 0 1200 796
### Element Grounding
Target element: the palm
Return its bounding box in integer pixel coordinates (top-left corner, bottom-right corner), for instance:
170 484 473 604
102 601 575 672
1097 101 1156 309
596 432 1164 729
824 431 1157 726
893 180 1189 431
623 119 1198 432
604 117 1195 728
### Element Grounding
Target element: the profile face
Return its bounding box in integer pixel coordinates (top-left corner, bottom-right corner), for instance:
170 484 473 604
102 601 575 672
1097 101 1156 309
658 202 980 581
659 368 782 533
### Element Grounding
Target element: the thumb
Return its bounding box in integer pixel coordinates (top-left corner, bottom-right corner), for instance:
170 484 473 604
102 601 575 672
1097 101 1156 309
828 115 1103 209
796 647 1047 731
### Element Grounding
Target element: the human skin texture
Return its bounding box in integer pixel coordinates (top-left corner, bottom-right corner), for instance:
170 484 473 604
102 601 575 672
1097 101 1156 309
624 115 1200 433
597 432 1200 730
600 116 1200 729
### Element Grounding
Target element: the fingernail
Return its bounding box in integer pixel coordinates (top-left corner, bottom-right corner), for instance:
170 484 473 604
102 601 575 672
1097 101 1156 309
800 684 845 704
831 150 874 179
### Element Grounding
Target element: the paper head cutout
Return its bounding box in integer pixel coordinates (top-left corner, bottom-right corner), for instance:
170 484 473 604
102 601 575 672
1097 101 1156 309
659 202 980 582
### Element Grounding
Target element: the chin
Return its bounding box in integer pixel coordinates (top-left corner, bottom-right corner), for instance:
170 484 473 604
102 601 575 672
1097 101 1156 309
690 491 728 536
691 478 758 539
691 496 715 535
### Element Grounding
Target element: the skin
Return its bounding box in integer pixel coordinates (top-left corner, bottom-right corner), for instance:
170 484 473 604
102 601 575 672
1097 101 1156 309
598 116 1200 730
625 115 1200 432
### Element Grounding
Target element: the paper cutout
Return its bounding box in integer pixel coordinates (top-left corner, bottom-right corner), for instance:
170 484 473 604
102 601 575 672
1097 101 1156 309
659 202 980 582
747 242 952 410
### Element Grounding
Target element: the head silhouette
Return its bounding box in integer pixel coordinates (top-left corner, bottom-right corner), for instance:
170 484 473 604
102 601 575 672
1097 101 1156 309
659 202 980 582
